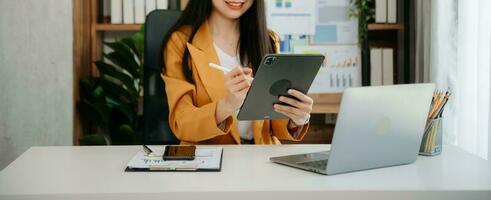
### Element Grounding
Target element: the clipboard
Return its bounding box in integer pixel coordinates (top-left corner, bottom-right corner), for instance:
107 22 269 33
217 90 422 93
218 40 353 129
125 146 223 172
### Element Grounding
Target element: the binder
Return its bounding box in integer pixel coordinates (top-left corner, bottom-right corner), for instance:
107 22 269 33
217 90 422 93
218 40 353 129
156 0 168 10
375 0 387 23
134 0 145 24
103 0 111 22
111 0 123 24
146 0 157 15
387 0 397 23
382 48 394 85
125 147 223 172
181 0 189 10
123 0 135 24
370 48 383 86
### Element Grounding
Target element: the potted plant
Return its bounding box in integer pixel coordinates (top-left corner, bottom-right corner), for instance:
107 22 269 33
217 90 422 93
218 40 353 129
79 28 144 145
349 0 375 45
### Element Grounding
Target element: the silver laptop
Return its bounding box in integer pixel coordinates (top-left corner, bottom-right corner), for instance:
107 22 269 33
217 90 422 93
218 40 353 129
270 84 435 175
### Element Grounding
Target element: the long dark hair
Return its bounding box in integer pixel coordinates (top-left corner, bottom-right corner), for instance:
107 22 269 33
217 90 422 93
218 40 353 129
163 0 274 83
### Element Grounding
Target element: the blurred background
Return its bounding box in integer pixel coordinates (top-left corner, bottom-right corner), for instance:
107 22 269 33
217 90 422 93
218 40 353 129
0 0 490 170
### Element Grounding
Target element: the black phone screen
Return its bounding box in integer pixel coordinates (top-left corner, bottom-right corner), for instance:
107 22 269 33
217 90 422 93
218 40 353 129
163 145 196 160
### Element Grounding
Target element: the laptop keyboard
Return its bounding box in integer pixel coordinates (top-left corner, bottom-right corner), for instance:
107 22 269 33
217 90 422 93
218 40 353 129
297 159 328 169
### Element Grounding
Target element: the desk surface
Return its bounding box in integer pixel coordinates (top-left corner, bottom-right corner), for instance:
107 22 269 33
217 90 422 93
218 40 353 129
1 145 490 200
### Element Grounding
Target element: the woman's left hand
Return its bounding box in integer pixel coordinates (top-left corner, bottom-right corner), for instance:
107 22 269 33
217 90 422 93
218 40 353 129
274 89 313 126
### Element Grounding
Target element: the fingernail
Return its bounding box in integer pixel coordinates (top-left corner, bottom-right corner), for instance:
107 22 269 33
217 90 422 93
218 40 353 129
288 89 293 93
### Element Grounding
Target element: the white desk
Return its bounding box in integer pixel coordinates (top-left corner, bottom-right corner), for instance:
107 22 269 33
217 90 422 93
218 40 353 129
0 145 490 200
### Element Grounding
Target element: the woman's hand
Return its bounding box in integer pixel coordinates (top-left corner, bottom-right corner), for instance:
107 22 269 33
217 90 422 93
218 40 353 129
222 67 253 110
274 89 313 126
216 67 253 123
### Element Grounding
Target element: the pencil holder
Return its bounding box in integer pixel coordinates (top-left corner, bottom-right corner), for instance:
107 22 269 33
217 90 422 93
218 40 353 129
419 118 443 156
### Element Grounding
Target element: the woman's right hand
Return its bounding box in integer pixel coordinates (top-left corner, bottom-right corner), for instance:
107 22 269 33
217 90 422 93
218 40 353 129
222 67 253 112
216 67 253 124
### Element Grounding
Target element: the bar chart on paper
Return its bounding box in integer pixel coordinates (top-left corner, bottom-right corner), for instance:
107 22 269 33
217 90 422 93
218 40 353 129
294 45 361 93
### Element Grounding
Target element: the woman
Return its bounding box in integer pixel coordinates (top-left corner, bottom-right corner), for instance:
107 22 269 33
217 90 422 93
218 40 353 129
161 0 313 145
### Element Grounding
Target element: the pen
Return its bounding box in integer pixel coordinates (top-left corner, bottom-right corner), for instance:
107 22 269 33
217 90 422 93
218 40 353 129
143 145 156 157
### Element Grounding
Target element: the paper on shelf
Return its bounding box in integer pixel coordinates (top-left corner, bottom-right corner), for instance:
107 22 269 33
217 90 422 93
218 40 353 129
265 0 316 35
313 0 358 45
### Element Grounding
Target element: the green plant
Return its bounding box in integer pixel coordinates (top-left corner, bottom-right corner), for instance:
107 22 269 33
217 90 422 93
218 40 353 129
348 0 375 45
79 27 145 145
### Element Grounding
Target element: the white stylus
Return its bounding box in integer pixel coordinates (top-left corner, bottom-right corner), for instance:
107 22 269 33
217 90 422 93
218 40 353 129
208 63 232 73
208 63 253 82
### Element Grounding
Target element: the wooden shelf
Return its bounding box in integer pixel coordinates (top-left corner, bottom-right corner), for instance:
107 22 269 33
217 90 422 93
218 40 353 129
94 24 142 32
309 93 342 114
368 23 404 30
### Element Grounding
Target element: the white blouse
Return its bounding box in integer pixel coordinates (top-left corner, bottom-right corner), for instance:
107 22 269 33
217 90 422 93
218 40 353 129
213 42 254 140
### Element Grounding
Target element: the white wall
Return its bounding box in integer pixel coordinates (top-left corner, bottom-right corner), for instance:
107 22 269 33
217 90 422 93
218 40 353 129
0 0 73 170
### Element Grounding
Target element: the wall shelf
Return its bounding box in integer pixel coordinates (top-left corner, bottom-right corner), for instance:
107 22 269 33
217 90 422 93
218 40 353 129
94 24 142 32
368 23 404 30
309 93 343 114
361 0 414 86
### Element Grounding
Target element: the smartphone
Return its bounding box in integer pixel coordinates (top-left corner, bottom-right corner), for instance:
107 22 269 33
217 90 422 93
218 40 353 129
163 145 196 160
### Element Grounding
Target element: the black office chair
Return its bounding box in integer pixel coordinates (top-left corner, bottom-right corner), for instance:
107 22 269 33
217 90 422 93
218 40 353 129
143 10 181 145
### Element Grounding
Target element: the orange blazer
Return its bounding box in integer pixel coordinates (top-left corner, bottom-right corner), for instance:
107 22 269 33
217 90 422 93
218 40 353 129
161 21 309 145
